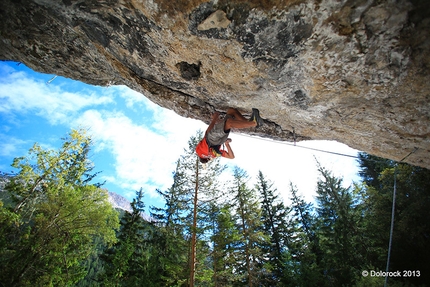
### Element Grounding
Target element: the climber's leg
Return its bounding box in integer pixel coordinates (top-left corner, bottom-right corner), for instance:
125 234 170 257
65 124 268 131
224 108 258 130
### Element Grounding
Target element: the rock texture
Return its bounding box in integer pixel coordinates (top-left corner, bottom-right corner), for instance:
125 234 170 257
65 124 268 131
0 0 429 167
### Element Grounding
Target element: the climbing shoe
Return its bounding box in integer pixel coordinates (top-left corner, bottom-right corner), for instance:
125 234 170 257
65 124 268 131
250 108 263 128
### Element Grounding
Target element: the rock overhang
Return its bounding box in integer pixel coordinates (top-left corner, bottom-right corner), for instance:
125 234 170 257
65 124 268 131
0 0 429 168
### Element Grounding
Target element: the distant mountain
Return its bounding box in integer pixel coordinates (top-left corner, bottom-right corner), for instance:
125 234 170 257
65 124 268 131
107 191 152 221
107 191 132 212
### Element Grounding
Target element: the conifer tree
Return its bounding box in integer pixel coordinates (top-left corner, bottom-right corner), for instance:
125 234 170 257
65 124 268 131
74 236 106 287
255 171 290 286
207 202 241 286
149 161 191 286
231 167 267 287
100 188 157 286
149 131 225 286
288 182 323 286
357 152 394 189
183 131 226 286
314 163 364 286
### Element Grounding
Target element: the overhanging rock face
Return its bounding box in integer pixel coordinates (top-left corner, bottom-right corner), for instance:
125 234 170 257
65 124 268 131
1 0 429 168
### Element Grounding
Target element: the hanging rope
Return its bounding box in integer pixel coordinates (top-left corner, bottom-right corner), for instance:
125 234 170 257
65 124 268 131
236 132 359 159
384 165 397 287
384 147 417 287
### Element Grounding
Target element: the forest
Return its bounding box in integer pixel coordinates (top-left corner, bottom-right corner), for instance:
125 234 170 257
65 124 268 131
0 129 429 287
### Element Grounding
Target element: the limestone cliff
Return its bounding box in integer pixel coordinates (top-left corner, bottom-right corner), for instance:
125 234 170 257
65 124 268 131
1 0 429 168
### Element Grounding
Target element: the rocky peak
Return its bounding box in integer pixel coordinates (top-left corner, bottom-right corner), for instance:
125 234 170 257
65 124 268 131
0 0 429 168
107 191 132 213
108 192 152 221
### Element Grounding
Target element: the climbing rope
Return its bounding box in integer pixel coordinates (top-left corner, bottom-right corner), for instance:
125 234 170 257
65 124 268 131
236 132 359 159
384 147 418 287
384 165 397 287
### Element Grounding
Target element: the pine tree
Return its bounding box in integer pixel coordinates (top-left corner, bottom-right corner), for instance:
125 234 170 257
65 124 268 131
231 167 267 287
100 188 158 286
149 131 226 286
357 152 394 189
255 171 290 286
207 202 241 286
149 161 191 286
314 162 364 286
183 131 226 287
74 236 106 287
288 182 323 286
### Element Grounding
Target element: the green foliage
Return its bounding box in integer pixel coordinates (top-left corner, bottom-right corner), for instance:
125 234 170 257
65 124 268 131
357 152 395 189
358 156 430 286
231 167 268 287
5 129 427 286
314 162 365 286
74 237 106 287
149 162 192 286
288 182 324 286
0 129 119 287
354 270 385 287
255 171 291 286
284 157 429 287
100 188 161 286
209 203 242 286
97 148 430 286
148 131 219 286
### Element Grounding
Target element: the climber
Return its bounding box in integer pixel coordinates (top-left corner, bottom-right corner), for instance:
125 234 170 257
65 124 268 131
196 108 262 163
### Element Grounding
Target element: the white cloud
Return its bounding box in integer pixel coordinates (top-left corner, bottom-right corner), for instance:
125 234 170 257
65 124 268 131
0 66 206 201
0 69 113 125
72 107 205 198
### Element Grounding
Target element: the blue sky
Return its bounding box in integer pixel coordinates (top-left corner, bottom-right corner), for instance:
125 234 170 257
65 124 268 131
0 60 361 210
